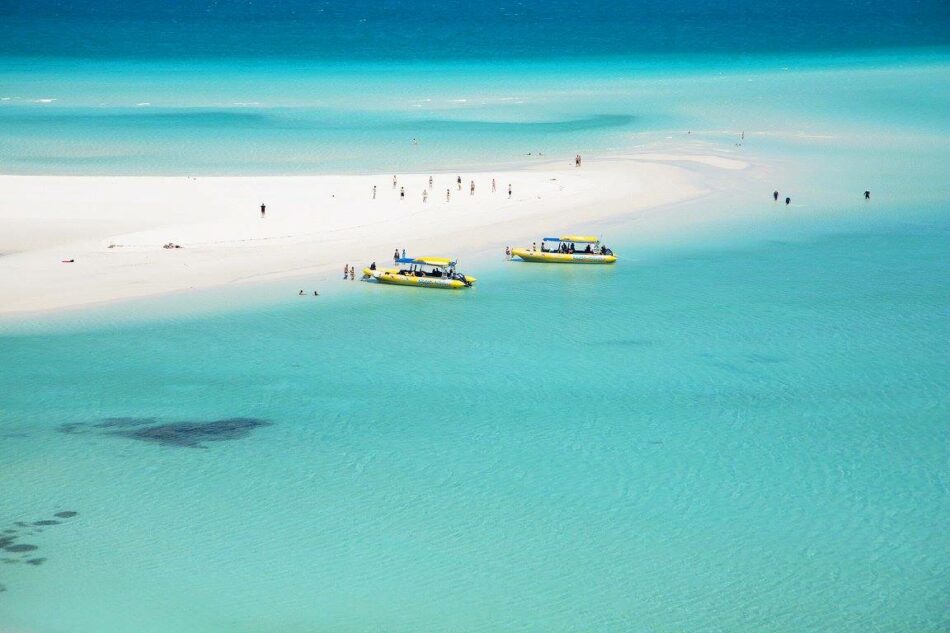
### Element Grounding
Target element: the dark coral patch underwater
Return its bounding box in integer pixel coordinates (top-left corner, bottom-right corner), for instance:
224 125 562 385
58 417 271 448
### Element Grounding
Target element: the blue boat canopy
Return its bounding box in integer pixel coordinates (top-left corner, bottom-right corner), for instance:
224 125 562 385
542 237 561 241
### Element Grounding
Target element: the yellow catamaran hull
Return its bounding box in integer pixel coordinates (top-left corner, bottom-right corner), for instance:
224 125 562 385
363 268 476 289
512 248 617 264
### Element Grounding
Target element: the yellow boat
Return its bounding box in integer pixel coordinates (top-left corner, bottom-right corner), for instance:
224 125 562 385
512 235 617 264
362 256 476 289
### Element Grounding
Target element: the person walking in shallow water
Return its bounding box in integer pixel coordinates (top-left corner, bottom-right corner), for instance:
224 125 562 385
773 190 779 202
343 264 349 279
785 196 791 206
864 190 871 200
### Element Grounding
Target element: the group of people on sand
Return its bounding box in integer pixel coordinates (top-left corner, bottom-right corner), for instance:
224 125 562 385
773 189 871 206
376 175 512 202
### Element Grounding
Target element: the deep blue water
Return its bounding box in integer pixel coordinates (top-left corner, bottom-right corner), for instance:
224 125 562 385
2 0 949 61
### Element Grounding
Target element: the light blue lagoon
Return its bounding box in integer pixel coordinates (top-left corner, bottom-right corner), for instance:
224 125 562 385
1 1 949 631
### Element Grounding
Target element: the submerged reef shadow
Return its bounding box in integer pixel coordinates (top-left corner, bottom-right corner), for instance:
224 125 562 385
59 416 272 449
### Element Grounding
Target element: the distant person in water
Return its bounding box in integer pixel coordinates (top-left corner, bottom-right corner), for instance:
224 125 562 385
785 197 791 206
505 246 510 259
298 289 305 296
773 191 779 201
864 190 871 200
314 290 319 296
260 203 266 218
343 264 349 279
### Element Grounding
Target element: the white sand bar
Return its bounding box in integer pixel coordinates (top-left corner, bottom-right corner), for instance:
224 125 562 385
0 154 747 314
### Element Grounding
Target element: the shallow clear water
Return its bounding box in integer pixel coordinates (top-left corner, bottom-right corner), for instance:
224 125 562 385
2 2 950 630
1 199 948 631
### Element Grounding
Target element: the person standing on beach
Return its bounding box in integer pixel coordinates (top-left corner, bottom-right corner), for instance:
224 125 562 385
492 178 496 192
400 186 405 200
470 180 475 196
508 184 512 199
457 176 462 191
373 185 377 199
260 203 266 218
773 190 779 201
422 189 428 203
393 175 397 189
428 176 433 189
446 188 451 202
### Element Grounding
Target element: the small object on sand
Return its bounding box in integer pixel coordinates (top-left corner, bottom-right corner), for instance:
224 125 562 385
61 259 75 263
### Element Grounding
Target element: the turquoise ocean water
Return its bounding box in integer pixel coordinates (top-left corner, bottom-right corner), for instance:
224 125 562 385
2 1 950 631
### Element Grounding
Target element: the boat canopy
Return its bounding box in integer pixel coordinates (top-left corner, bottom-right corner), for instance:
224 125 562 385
560 235 599 243
415 256 454 266
397 256 455 267
542 235 599 243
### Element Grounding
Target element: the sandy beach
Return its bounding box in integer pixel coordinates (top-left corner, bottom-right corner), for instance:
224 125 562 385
0 152 749 315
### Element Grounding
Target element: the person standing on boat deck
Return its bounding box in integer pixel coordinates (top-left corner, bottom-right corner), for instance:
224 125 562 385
457 175 462 190
394 248 399 263
260 203 266 218
508 184 512 199
400 186 405 200
370 261 376 270
864 190 871 200
773 190 779 201
372 185 376 199
532 242 537 252
402 248 406 258
470 180 475 195
785 196 791 206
